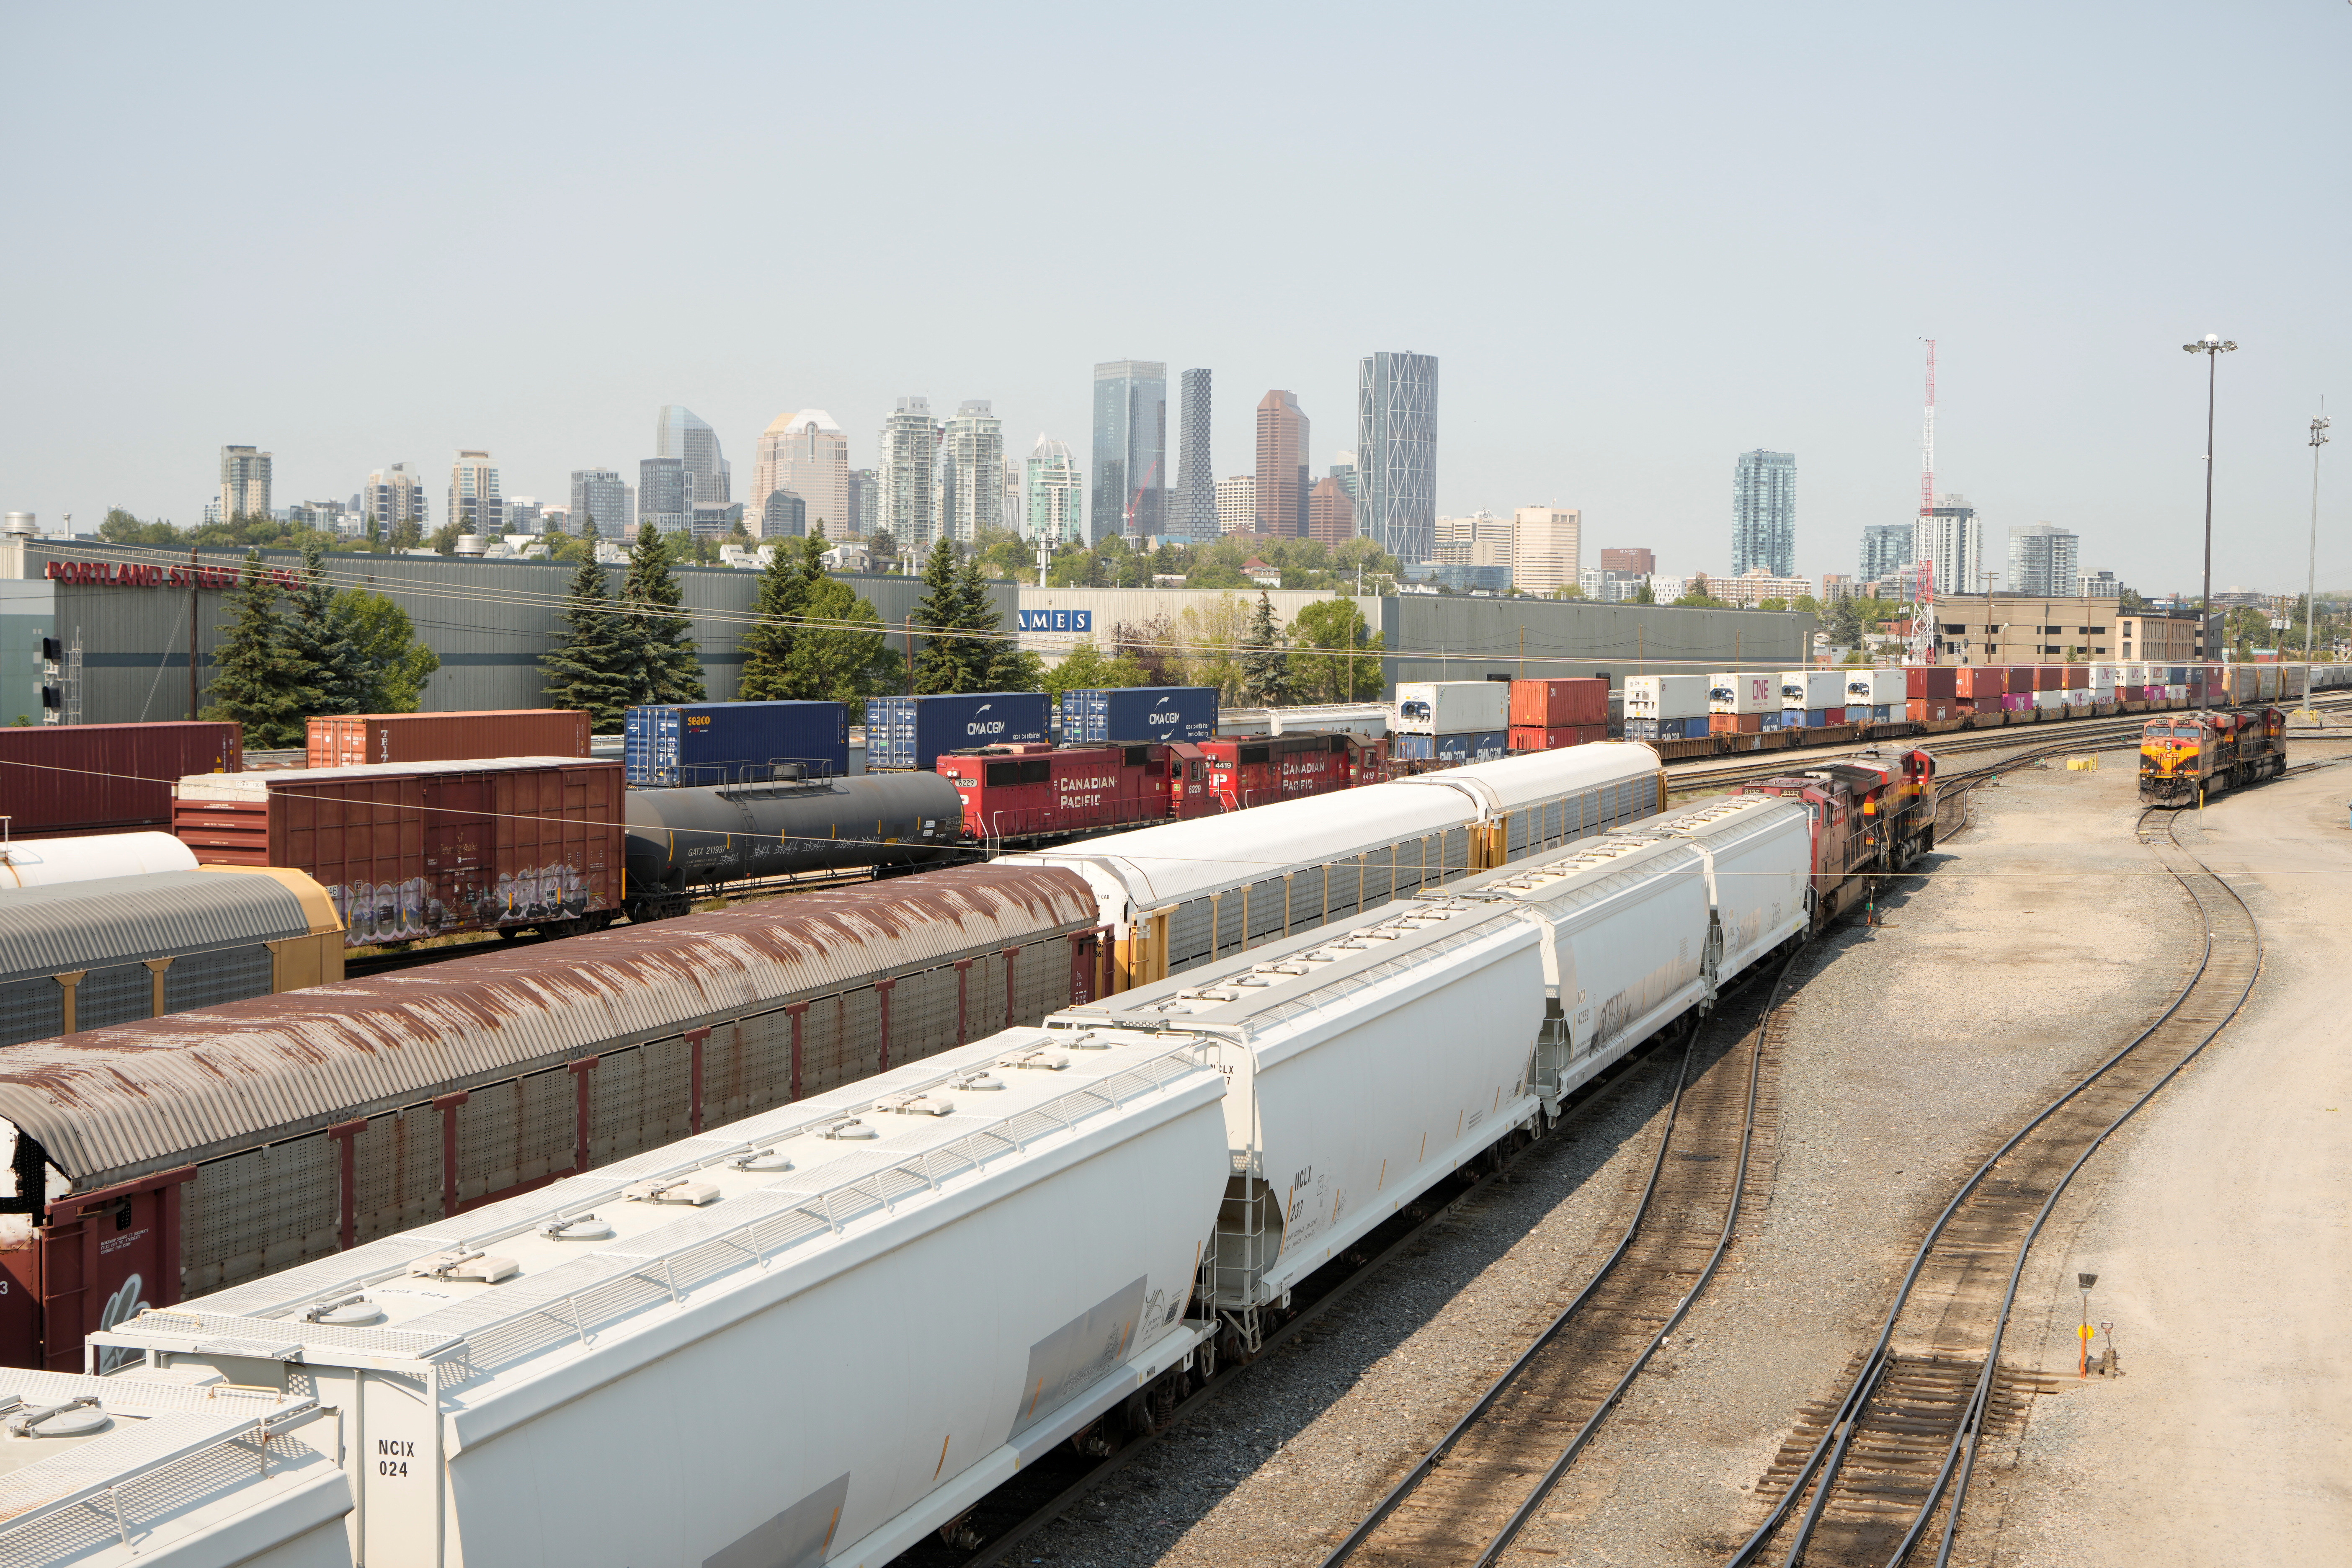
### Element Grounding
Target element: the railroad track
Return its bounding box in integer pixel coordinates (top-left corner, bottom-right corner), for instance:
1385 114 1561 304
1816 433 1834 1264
1312 946 1802 1568
1729 805 2263 1568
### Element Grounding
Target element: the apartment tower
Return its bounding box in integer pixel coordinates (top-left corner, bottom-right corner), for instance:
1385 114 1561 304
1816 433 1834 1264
1732 449 1796 578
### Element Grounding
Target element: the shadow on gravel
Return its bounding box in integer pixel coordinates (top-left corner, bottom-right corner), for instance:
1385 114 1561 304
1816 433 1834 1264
1026 982 1796 1568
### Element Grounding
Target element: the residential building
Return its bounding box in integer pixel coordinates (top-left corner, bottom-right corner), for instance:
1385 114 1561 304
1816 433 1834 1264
846 469 878 537
219 445 272 524
1254 390 1310 537
753 410 848 536
1511 506 1581 596
1601 547 1656 575
1401 562 1511 594
540 505 570 534
1435 512 1515 577
2116 612 2202 663
1732 449 1795 578
1821 573 1858 602
877 397 939 551
1171 368 1216 543
505 497 543 534
1307 477 1357 547
570 469 631 537
637 458 690 536
654 405 729 511
1215 475 1255 535
1091 359 1166 541
1357 350 1438 562
935 400 1005 547
448 450 502 534
761 491 807 538
1650 575 1692 603
289 499 357 534
1929 594 2120 663
1026 436 1084 546
2007 523 2080 599
1860 522 1914 581
1001 460 1023 536
1714 568 1812 608
363 462 428 536
1578 567 1646 603
1913 494 1983 601
2079 570 2124 599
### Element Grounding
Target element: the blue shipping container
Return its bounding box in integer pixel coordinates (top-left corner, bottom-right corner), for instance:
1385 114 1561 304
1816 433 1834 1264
1395 730 1506 763
1759 711 1784 731
870 691 1052 771
1057 686 1218 744
1870 705 1895 724
624 701 849 786
1803 708 1829 728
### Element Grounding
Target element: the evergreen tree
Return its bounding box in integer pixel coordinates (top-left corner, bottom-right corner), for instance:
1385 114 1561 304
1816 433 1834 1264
201 550 318 746
954 549 1034 689
784 575 901 720
341 591 441 712
285 537 370 713
1238 591 1294 705
540 558 635 730
910 539 971 694
614 524 706 706
736 539 810 700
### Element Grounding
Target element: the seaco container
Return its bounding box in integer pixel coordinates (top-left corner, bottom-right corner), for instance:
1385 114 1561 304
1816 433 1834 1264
172 757 625 946
0 721 242 839
1393 681 1509 735
1508 678 1607 728
624 701 849 786
307 709 591 769
1057 686 1218 743
869 692 1051 771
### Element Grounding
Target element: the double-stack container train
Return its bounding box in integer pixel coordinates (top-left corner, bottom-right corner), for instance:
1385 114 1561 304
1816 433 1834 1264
0 745 1666 1372
77 771 1925 1568
2138 706 2288 805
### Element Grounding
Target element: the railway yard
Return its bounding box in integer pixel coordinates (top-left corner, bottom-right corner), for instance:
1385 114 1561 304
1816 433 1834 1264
969 730 2352 1568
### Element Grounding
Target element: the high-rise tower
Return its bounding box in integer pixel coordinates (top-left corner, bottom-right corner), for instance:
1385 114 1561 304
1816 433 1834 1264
1356 351 1438 562
1173 368 1215 543
447 450 501 534
939 400 1005 547
877 397 939 552
753 410 847 537
1091 360 1167 542
1255 390 1310 537
1732 450 1796 578
219 445 272 524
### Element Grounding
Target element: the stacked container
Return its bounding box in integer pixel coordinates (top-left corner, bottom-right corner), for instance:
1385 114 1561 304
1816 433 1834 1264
1056 687 1218 744
308 710 590 770
1905 665 1959 723
1708 672 1779 734
1394 680 1511 760
0 721 243 839
1844 668 1907 724
1507 677 1608 751
1953 665 2006 714
869 692 1052 772
1624 675 1712 740
1779 670 1847 728
624 701 850 785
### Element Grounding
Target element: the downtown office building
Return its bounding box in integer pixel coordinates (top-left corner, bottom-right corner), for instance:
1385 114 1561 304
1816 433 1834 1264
1356 351 1437 563
1091 360 1167 542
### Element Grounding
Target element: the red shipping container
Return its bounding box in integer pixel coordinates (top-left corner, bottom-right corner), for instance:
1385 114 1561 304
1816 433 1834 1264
2035 665 2062 691
307 709 592 769
1904 666 1959 700
1710 712 1765 734
1508 678 1607 728
172 757 624 946
2060 665 2089 691
1908 699 1956 723
0 721 242 839
1507 723 1611 750
1954 666 2007 698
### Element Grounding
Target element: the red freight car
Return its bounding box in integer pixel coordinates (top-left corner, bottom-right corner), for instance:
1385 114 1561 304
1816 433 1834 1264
939 741 1217 843
171 756 625 944
1199 730 1377 809
0 721 241 838
307 709 591 769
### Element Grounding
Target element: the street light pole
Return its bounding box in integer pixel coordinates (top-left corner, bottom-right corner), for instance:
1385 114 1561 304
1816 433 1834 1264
2183 334 2238 665
2310 410 2331 674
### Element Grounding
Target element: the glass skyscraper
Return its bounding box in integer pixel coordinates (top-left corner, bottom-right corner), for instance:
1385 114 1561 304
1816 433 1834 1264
1732 449 1796 578
1025 436 1084 546
1172 368 1215 543
938 400 1004 547
1091 360 1166 542
1859 521 1913 582
654 405 730 508
1356 352 1438 563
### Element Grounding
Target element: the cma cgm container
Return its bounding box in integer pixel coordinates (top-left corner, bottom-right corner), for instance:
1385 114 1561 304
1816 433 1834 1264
1394 681 1509 735
870 692 1052 771
1058 686 1217 743
0 720 241 839
625 700 850 785
1509 723 1609 751
308 709 591 769
172 756 625 945
1508 678 1607 728
1395 730 1508 763
1710 672 1779 714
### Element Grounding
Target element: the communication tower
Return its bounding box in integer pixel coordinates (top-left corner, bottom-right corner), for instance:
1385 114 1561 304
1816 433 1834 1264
1909 339 1939 665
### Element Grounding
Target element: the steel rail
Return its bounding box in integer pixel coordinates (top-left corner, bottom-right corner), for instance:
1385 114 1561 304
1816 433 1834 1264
1320 943 1805 1568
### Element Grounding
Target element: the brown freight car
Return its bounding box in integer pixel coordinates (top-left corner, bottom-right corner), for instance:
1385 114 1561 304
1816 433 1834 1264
306 709 592 769
0 863 1107 1371
170 756 624 944
0 721 241 838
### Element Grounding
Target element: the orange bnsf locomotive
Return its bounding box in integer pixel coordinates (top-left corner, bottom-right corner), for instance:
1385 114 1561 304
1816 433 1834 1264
2139 706 2288 806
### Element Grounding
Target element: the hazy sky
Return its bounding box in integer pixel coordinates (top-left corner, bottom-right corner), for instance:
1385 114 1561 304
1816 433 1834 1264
4 3 2347 592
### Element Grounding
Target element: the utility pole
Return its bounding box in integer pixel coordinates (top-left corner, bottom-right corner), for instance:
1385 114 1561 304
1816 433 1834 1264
2183 334 2238 665
187 545 200 720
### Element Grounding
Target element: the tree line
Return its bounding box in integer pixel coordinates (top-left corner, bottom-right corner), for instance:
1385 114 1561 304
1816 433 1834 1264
202 540 442 746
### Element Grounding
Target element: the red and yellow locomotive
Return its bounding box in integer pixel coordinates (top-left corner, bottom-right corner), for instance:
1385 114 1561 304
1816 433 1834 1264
2139 707 2288 806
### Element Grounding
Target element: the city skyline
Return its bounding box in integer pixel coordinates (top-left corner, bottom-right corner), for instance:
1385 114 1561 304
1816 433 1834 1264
3 8 2345 591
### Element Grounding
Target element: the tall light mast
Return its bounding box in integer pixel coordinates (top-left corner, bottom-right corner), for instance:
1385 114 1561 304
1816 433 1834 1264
1909 339 1939 665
